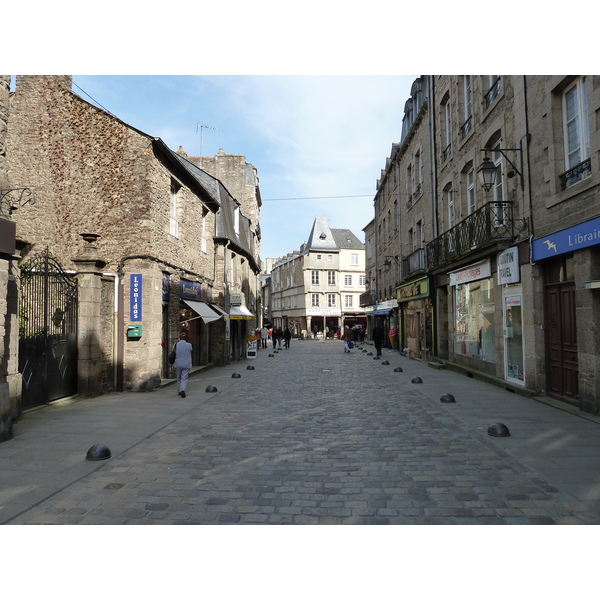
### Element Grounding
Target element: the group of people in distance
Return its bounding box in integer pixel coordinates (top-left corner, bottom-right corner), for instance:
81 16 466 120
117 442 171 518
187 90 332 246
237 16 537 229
260 325 291 350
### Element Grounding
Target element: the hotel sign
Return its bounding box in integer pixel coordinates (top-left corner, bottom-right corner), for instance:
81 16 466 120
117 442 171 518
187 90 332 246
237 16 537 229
497 247 520 285
532 216 600 261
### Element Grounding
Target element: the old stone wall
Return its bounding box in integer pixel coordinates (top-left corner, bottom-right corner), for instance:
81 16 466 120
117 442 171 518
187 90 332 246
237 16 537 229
0 75 15 441
7 76 219 391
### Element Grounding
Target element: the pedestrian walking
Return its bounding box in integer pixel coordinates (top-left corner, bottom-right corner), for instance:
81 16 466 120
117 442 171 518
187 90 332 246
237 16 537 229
172 330 193 398
276 327 284 349
284 327 291 349
261 325 269 349
373 321 384 357
342 325 353 353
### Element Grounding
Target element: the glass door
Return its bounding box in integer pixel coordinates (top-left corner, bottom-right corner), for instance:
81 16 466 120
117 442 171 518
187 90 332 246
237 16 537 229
503 290 525 384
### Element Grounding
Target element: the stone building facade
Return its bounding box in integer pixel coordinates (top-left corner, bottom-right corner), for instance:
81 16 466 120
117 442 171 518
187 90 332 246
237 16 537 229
176 147 262 360
5 76 261 412
371 75 600 414
270 217 366 338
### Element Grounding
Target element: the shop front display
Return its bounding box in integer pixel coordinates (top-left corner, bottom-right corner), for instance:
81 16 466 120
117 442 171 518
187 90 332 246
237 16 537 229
450 259 496 364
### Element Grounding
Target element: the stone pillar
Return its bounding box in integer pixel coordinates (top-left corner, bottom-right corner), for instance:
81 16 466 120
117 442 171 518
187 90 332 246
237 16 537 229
73 233 107 397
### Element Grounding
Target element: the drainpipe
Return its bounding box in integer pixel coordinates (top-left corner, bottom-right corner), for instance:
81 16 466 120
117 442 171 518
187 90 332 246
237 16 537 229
427 75 439 242
523 75 535 260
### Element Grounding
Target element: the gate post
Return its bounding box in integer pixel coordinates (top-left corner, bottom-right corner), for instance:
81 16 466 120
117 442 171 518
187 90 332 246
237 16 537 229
73 233 107 397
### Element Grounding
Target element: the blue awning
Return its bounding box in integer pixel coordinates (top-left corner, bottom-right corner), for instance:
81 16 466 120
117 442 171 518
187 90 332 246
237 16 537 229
373 308 392 315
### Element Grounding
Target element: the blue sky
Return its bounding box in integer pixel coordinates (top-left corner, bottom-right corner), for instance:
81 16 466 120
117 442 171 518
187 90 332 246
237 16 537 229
70 75 417 262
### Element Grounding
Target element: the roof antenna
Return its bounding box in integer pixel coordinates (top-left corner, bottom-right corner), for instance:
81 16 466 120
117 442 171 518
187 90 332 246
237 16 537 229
196 123 223 167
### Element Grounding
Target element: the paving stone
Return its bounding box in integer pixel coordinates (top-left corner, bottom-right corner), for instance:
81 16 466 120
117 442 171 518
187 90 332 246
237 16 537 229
5 341 600 525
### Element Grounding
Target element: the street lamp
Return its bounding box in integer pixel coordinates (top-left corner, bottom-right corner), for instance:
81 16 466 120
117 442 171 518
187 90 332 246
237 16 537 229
477 156 497 192
383 256 399 272
478 142 524 191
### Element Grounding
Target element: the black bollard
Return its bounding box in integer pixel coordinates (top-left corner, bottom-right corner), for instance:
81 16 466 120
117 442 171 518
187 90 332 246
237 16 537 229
487 423 510 437
86 444 112 461
205 385 218 393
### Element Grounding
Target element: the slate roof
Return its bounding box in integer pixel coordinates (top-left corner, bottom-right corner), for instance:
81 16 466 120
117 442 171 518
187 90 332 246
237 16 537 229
331 228 364 250
305 217 364 252
305 216 338 252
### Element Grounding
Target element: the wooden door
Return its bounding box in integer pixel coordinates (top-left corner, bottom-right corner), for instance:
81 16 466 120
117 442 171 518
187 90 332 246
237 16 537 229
545 283 579 403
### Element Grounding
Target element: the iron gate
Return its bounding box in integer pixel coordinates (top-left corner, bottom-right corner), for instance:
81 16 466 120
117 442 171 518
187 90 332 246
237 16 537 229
18 249 78 410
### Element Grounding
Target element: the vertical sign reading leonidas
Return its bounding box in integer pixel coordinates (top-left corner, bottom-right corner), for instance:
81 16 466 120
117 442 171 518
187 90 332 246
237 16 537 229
130 274 142 321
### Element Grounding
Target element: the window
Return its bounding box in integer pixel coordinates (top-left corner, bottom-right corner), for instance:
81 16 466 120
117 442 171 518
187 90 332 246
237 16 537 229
170 181 180 237
485 76 501 108
454 278 495 362
447 189 454 229
344 275 352 286
327 270 336 285
562 77 591 188
316 254 322 260
442 95 452 160
351 253 359 265
446 188 455 252
201 209 207 253
311 270 319 285
414 150 422 195
327 254 334 262
359 275 366 286
234 206 240 235
491 145 505 223
311 293 320 307
466 168 475 214
327 293 336 308
344 295 353 308
461 76 472 138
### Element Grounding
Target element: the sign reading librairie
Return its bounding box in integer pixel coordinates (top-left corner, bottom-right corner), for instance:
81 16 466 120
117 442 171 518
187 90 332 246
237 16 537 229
130 274 142 321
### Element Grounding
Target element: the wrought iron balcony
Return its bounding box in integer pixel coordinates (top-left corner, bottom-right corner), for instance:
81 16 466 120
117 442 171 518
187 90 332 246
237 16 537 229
484 77 501 108
559 158 591 190
359 290 376 307
427 201 514 270
402 247 426 279
460 116 472 139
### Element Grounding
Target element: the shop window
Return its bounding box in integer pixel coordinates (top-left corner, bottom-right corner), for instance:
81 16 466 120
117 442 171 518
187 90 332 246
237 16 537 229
454 278 496 362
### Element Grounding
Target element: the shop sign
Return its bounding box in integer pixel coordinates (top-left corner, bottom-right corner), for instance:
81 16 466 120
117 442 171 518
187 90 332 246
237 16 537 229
230 293 242 307
497 247 520 285
532 215 600 261
162 272 170 301
307 308 341 316
449 259 491 286
376 299 398 310
130 274 142 321
397 277 430 302
505 295 521 307
180 279 201 301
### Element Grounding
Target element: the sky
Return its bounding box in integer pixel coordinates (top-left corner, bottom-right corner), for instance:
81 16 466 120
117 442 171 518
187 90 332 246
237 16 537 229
71 74 417 262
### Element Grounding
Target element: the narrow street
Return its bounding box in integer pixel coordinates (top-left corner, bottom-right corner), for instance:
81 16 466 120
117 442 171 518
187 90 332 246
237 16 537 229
4 339 600 526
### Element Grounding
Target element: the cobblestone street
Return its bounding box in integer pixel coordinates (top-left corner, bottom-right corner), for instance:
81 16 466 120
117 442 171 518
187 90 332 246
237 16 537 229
5 339 599 525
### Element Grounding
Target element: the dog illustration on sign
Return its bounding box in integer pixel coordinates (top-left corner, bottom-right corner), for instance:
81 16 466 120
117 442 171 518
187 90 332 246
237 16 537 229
543 239 557 253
